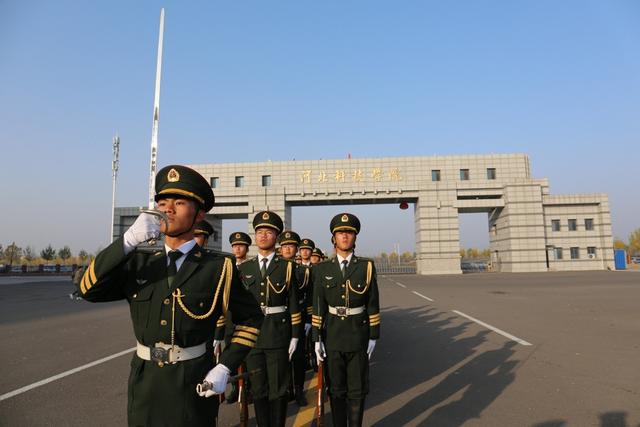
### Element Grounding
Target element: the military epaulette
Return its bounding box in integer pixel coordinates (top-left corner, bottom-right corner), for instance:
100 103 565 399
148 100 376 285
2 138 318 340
355 256 373 262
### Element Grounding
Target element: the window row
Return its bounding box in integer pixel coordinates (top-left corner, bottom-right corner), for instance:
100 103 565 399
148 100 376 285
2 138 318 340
431 168 496 182
551 218 594 232
210 175 272 188
553 246 597 260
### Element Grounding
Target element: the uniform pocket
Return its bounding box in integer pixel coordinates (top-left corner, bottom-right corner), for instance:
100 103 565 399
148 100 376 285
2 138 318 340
177 291 216 332
129 285 154 330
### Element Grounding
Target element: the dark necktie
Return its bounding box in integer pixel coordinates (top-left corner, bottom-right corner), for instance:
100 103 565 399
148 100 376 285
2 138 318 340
167 250 183 287
261 258 268 279
341 260 348 278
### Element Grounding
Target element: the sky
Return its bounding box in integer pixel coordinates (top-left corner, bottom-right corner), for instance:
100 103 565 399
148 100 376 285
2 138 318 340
0 1 638 257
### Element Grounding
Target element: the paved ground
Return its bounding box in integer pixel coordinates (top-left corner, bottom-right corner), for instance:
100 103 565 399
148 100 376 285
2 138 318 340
0 272 638 426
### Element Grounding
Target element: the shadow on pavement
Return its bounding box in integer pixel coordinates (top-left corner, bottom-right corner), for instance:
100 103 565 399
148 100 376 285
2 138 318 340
370 304 518 426
532 411 637 427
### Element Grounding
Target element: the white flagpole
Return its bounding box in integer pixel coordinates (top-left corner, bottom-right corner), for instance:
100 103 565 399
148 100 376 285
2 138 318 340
111 134 120 242
148 8 165 209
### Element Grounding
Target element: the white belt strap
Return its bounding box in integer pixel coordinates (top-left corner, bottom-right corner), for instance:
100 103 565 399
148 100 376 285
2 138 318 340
328 305 365 316
136 341 207 364
261 305 287 315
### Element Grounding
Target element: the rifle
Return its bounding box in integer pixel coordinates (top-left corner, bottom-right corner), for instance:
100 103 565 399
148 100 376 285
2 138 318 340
237 365 249 427
315 361 325 426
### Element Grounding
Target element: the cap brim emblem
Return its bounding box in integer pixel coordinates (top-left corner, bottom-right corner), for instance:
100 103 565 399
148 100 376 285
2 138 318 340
285 232 291 238
168 168 180 182
341 214 349 222
235 233 241 239
262 212 270 220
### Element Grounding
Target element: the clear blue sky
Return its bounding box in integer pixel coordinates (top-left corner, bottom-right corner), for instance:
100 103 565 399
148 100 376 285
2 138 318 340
1 1 638 256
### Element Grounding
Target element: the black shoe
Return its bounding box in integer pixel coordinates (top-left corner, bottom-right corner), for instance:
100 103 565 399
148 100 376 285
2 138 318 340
294 386 308 407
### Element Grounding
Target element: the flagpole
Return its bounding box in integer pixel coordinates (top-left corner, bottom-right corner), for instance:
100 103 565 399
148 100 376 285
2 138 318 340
148 8 165 209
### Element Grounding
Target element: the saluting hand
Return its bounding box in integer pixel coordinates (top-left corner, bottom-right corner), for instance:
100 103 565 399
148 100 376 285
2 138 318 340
123 212 162 251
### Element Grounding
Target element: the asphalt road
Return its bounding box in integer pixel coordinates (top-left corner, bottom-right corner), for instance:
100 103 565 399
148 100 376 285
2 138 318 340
0 272 638 427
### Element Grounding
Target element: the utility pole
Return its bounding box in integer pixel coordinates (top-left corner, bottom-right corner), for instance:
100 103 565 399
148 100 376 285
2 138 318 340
111 134 120 242
148 8 165 209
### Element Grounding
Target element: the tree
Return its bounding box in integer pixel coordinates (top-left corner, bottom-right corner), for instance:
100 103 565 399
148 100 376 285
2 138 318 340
41 245 56 261
628 228 640 256
23 246 36 263
78 250 89 264
613 238 627 250
5 242 22 266
58 246 72 262
0 244 4 261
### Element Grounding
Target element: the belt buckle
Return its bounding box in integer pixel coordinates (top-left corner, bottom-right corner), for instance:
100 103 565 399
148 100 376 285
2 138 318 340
150 346 170 364
336 306 347 316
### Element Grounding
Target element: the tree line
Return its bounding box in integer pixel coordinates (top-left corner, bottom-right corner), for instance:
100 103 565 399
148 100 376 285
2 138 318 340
0 242 96 266
613 228 640 256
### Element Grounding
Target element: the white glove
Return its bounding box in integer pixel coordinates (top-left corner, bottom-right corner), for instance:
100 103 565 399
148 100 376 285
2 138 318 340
314 341 326 363
367 339 376 360
198 364 231 397
304 323 312 336
213 340 223 357
288 338 299 361
123 213 162 254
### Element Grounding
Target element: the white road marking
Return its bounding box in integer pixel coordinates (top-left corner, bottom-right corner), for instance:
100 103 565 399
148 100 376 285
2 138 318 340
396 282 407 288
0 347 136 401
411 290 434 302
452 310 532 346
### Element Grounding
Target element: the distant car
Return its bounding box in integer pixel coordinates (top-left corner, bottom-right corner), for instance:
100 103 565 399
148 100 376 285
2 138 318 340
43 265 57 273
10 265 23 273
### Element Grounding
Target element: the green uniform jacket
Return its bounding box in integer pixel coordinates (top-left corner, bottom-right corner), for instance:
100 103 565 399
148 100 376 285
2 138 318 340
311 255 381 352
295 264 313 324
79 238 263 427
238 256 302 349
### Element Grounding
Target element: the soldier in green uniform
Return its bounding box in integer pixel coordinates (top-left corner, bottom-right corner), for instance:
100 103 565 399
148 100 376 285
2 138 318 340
193 219 214 248
277 231 312 406
214 231 253 404
310 247 325 265
299 238 315 267
239 211 302 426
312 213 380 427
78 165 263 427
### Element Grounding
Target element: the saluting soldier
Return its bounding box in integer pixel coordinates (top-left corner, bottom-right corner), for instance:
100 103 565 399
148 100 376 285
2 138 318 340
239 211 302 426
312 213 380 427
214 230 253 404
278 231 312 406
193 219 214 248
78 165 263 427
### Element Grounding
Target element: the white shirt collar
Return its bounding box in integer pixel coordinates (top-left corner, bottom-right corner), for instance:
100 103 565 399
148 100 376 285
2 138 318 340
258 251 276 267
336 252 353 266
164 240 196 271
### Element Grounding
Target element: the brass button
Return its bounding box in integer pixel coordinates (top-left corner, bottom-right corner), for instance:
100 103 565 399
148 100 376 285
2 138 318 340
199 302 204 307
160 320 167 326
261 302 265 306
158 362 164 368
341 295 345 299
163 298 170 305
341 284 345 288
260 292 264 296
133 293 137 298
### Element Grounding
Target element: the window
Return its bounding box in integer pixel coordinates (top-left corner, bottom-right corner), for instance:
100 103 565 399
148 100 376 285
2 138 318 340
235 176 244 188
551 220 560 232
587 247 597 258
431 170 441 182
570 247 580 259
460 169 470 181
487 168 496 180
585 218 594 230
261 175 272 187
554 247 563 260
568 219 577 231
210 177 219 188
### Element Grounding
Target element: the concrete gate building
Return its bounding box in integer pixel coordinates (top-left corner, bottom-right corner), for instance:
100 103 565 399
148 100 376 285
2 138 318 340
114 153 614 275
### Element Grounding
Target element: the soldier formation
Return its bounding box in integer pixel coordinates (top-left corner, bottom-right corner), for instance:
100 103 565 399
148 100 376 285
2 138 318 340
79 164 380 427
